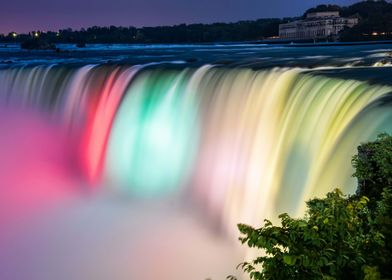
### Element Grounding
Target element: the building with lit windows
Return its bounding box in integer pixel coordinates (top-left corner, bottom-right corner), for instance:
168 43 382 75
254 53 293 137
279 11 358 40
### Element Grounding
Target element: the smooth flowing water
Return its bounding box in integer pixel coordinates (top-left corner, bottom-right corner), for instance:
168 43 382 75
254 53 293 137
1 44 392 279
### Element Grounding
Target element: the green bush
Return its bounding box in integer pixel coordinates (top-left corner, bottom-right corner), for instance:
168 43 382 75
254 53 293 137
352 133 392 206
232 134 392 279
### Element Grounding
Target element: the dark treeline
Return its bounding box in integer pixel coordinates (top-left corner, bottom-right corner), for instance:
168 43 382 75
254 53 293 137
1 1 392 44
0 19 286 44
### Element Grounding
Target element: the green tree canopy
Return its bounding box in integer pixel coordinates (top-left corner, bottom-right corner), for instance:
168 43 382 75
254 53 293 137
352 133 392 205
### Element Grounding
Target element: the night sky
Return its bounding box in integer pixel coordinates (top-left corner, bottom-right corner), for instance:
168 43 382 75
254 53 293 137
0 0 359 34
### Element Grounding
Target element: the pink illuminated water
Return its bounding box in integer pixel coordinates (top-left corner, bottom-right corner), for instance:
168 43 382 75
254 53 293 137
0 105 242 280
1 65 392 280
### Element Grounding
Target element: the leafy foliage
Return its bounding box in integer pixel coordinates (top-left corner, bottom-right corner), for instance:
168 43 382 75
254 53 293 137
373 187 392 277
339 1 392 41
232 134 392 279
234 190 382 279
352 133 392 206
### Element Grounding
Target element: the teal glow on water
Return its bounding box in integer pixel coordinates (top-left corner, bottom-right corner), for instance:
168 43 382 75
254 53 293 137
105 70 199 196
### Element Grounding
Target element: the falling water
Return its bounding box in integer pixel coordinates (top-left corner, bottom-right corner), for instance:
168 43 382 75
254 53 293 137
1 64 392 279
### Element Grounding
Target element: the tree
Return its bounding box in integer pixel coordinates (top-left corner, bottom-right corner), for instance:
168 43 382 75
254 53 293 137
232 134 392 280
352 133 392 277
352 133 392 205
373 187 392 277
232 190 383 280
339 1 392 41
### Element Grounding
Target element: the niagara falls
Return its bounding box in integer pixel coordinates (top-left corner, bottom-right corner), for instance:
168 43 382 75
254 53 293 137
1 1 392 279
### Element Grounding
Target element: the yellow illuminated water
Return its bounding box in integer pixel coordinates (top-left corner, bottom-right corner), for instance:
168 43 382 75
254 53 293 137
1 65 392 273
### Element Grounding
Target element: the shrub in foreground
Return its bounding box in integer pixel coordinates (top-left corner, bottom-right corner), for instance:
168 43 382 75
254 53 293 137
231 134 392 279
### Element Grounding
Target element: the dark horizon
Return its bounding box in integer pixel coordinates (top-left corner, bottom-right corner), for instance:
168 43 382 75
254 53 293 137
0 0 359 34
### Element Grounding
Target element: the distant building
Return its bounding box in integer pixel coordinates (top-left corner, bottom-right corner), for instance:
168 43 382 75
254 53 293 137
279 11 358 40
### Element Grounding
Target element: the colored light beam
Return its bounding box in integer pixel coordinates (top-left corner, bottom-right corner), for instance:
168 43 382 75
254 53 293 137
105 70 199 197
80 67 140 184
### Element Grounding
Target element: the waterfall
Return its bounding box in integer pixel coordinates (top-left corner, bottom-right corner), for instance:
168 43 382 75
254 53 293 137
1 64 392 236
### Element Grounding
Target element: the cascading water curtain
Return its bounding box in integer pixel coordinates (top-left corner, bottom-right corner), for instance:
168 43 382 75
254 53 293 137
1 65 392 238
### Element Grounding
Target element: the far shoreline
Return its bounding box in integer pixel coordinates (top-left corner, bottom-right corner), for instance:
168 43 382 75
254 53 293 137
2 39 392 49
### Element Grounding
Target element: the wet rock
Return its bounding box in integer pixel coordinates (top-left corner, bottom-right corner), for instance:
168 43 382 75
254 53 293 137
21 39 56 50
185 57 198 63
76 42 86 48
374 58 392 67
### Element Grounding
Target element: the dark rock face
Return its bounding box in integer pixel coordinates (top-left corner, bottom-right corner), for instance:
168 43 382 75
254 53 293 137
76 42 86 48
21 39 56 50
185 58 198 63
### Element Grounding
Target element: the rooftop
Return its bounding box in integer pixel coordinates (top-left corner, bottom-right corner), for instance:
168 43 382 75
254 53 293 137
306 11 340 19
